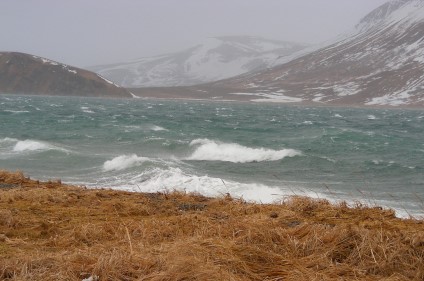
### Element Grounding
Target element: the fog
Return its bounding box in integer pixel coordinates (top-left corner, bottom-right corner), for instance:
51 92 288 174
0 0 388 67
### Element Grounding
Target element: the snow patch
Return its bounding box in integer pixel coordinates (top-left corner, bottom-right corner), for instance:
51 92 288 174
130 92 141 99
97 74 121 87
230 92 302 103
366 92 412 106
312 93 327 102
333 82 361 97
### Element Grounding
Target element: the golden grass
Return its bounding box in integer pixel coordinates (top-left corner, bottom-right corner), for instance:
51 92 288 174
0 170 423 280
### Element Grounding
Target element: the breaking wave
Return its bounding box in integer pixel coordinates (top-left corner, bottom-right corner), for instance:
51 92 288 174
94 167 314 204
150 125 167 131
103 154 150 171
13 140 62 153
0 137 18 143
187 139 301 163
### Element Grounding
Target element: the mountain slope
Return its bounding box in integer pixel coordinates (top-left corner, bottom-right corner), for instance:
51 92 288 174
89 36 308 87
0 52 132 98
213 0 424 107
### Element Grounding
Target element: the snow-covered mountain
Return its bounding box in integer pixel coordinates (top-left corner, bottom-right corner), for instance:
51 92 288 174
214 0 424 107
88 36 308 87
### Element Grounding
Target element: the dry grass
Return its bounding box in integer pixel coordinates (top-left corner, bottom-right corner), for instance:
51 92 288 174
0 170 423 280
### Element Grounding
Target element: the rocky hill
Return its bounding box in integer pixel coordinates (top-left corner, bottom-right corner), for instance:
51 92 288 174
89 36 308 87
211 0 424 107
0 52 132 98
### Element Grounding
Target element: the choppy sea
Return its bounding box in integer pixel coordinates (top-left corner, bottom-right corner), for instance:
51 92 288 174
1 95 423 218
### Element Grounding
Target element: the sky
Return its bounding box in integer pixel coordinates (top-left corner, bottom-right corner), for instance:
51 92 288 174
0 0 388 67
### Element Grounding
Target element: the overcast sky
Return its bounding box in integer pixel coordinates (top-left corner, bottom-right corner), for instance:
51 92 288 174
0 0 388 67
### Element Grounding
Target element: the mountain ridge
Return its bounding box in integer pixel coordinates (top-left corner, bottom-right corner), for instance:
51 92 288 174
88 36 309 87
207 0 424 107
0 52 132 98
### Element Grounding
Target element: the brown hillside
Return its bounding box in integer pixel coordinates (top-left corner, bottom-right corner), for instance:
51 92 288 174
0 52 131 98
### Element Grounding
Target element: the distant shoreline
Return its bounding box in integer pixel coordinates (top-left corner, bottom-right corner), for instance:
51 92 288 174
2 91 424 110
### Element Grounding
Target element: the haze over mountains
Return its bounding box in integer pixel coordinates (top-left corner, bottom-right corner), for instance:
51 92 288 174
88 36 308 87
212 0 424 107
1 0 423 107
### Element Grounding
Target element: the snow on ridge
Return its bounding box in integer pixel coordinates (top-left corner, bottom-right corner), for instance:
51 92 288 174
97 74 121 88
130 92 141 99
230 92 303 103
32 55 59 66
31 55 78 74
89 36 308 87
358 0 424 31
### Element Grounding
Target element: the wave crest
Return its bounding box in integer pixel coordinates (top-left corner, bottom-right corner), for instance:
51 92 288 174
103 154 149 171
13 140 52 152
150 125 167 131
187 139 301 163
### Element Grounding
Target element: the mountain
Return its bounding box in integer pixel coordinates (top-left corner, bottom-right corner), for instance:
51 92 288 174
211 0 424 107
89 36 309 87
0 52 132 98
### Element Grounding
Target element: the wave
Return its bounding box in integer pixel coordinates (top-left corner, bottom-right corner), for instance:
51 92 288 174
187 139 301 163
150 125 167 131
3 110 30 114
0 137 18 143
81 106 95 114
103 154 150 171
2 139 69 154
93 167 314 204
13 140 54 152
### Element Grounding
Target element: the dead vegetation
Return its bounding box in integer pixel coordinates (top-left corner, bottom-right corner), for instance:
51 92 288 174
0 170 423 280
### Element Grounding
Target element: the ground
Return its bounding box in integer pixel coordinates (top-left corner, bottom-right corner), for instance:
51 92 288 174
0 170 423 280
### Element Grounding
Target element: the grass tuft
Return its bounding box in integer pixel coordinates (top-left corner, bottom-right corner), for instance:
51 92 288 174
0 170 423 280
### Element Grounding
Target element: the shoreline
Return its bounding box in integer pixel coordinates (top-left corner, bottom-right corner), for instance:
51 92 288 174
3 92 424 110
1 170 423 280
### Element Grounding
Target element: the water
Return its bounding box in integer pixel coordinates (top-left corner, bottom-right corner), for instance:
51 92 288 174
1 95 423 217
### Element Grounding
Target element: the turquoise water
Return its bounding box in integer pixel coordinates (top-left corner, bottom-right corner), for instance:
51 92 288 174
1 95 423 217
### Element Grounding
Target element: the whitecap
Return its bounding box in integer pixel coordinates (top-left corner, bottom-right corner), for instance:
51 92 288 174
3 110 30 114
103 154 149 171
0 137 18 143
367 115 377 120
320 156 337 163
150 125 167 131
187 139 301 163
81 106 95 114
13 140 51 152
11 139 69 154
96 167 304 203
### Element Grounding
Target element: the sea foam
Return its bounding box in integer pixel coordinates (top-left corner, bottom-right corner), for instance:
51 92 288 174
150 125 167 131
0 137 18 143
13 140 52 152
97 167 305 204
187 139 301 163
103 154 149 171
